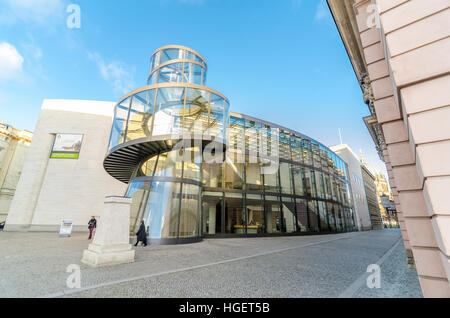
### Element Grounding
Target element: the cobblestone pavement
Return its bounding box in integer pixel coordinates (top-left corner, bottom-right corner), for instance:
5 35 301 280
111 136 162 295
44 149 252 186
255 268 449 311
0 229 422 298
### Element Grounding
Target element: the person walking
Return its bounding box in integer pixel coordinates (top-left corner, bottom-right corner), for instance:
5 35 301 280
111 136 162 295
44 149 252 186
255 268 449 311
135 220 147 247
87 216 97 240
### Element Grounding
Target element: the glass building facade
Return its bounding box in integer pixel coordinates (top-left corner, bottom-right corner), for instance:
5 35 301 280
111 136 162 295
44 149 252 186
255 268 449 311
104 45 356 244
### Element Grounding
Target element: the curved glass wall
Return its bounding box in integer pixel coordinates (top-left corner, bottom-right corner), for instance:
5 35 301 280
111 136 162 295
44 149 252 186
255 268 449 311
148 46 207 85
127 178 201 242
108 85 229 151
198 113 356 236
107 45 356 244
125 112 356 239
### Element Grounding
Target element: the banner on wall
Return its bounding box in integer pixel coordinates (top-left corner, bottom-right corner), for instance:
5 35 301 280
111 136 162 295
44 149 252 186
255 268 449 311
59 220 73 238
50 134 83 159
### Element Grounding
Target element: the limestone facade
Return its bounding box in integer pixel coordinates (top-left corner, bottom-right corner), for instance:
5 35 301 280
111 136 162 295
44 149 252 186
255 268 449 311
328 0 450 297
4 99 127 232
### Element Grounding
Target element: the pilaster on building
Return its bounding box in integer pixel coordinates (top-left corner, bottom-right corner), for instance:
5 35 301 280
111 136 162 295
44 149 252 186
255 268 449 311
328 0 450 297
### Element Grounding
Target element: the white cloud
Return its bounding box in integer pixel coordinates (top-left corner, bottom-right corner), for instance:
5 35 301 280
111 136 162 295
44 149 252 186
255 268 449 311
314 0 329 22
0 0 66 26
0 42 24 81
88 52 136 95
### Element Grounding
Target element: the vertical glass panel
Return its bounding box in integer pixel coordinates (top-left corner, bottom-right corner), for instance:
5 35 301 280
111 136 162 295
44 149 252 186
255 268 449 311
185 88 210 133
318 201 329 231
224 101 230 139
282 197 296 233
228 116 244 157
263 168 279 193
264 196 282 233
279 162 293 194
224 161 243 190
303 167 312 197
153 87 185 136
327 202 336 232
202 192 223 235
292 166 305 196
154 51 161 69
291 136 303 163
158 63 183 83
179 184 200 238
245 161 263 191
126 181 150 234
145 181 181 239
246 194 265 234
302 139 312 166
210 94 225 141
335 204 343 232
224 193 244 234
202 163 222 188
160 48 182 64
279 131 291 161
185 50 196 61
183 63 203 85
295 199 308 232
148 72 158 85
312 141 321 169
141 155 158 176
154 151 183 178
309 168 317 198
126 90 156 142
308 200 319 232
109 97 130 149
324 174 332 200
183 146 201 181
314 171 325 199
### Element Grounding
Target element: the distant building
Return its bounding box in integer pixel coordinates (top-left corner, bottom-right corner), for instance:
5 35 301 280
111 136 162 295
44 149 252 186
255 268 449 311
380 194 399 229
0 123 32 223
360 164 383 229
330 144 372 231
374 172 392 225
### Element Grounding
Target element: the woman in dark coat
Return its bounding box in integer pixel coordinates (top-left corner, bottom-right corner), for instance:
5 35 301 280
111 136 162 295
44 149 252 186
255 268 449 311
135 220 147 247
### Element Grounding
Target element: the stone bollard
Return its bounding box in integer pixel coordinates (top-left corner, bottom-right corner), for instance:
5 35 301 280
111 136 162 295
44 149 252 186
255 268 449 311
81 196 135 267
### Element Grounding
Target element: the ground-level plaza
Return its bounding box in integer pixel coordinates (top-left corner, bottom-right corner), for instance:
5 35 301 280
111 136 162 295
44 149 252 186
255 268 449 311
0 229 422 298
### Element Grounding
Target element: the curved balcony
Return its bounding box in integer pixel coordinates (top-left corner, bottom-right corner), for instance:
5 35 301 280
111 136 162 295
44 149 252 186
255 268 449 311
104 82 229 183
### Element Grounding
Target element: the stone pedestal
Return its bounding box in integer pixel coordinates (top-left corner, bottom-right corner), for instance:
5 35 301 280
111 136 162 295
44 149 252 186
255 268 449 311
81 196 135 267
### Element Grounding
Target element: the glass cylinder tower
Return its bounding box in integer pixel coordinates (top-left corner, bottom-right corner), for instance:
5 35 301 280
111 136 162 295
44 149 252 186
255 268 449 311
104 45 230 244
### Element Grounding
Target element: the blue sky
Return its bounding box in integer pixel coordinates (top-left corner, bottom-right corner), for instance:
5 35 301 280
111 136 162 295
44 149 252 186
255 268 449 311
0 0 387 175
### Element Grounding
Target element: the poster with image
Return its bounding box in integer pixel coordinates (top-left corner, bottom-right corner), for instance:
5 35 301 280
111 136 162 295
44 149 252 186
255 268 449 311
51 134 83 159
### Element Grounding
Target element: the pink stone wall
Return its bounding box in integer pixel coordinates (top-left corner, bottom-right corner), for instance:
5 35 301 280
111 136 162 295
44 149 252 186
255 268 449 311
354 0 450 297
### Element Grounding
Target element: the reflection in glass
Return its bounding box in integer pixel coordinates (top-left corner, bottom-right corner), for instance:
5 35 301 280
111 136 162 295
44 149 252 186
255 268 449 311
295 199 308 232
109 98 130 149
265 196 282 233
224 193 244 234
179 184 200 238
246 194 265 234
282 197 296 233
153 87 186 136
126 90 155 142
127 181 150 233
145 181 181 239
202 192 223 235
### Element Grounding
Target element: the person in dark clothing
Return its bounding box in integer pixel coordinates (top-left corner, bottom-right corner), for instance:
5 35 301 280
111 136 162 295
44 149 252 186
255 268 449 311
88 216 97 240
135 220 147 247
